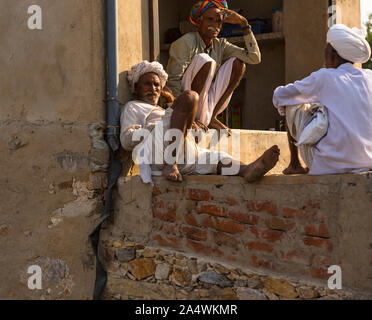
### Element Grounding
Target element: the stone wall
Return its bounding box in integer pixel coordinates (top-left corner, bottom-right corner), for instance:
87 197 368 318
0 0 151 300
103 172 372 299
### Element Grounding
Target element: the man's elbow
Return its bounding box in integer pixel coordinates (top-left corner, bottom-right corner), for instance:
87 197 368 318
250 52 261 64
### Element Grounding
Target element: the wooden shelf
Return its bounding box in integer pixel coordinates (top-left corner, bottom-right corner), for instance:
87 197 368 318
160 32 284 51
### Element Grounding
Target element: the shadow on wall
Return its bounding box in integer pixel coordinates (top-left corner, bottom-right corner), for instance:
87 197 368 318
118 70 138 177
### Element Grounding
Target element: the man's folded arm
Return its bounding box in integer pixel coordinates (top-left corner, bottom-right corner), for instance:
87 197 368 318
120 106 144 151
273 69 327 111
222 33 261 64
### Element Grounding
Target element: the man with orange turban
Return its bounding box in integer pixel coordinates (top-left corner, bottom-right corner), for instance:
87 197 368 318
166 1 261 133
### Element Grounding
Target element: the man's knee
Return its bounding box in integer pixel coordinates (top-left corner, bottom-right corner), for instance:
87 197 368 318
178 90 199 112
232 58 246 76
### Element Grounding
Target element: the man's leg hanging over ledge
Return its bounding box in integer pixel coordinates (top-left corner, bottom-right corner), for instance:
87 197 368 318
283 119 309 175
162 90 199 182
217 145 281 183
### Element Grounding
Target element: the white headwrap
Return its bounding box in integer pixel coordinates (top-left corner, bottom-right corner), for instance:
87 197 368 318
327 24 371 64
127 60 168 93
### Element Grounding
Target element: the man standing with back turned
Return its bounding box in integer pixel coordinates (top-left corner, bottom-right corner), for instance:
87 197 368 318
166 0 261 133
273 24 372 176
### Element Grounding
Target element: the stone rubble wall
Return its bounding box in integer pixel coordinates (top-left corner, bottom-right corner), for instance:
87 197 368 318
101 240 370 300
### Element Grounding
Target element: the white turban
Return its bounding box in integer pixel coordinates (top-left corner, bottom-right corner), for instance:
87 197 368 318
127 60 168 93
327 24 371 64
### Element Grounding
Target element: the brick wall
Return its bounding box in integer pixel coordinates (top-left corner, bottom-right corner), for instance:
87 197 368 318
150 179 337 283
109 173 372 295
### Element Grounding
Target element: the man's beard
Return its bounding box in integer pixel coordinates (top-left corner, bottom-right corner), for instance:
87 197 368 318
208 27 220 35
142 92 160 105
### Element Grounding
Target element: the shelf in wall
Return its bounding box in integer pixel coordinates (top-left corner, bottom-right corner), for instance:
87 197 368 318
160 32 285 51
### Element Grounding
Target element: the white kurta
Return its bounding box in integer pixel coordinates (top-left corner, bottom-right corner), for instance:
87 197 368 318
120 100 232 184
273 63 372 175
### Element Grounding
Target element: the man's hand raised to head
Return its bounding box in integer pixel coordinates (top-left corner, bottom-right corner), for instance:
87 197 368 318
220 9 251 34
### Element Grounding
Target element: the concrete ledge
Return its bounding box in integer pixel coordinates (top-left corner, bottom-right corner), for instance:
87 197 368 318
107 172 372 295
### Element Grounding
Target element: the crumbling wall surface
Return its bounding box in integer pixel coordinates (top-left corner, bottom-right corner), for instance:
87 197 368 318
103 173 372 299
0 0 107 299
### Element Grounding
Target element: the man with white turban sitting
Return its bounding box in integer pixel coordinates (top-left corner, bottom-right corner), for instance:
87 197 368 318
120 60 280 183
273 24 372 176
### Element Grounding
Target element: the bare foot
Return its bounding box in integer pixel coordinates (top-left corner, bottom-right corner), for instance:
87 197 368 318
282 164 309 175
209 117 232 136
242 145 280 183
162 164 183 182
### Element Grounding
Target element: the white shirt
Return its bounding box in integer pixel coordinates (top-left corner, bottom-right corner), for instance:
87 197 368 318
120 100 166 151
273 63 372 175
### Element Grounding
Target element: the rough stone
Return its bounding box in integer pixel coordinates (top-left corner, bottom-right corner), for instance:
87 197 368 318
171 269 191 287
198 271 233 288
220 288 238 300
215 265 230 275
247 278 264 289
129 258 156 280
106 278 176 300
155 263 171 281
115 248 136 262
298 287 319 299
187 258 198 274
143 248 156 258
264 278 299 299
113 242 122 248
237 288 267 300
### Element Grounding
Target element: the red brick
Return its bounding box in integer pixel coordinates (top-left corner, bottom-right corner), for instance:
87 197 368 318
184 213 198 227
229 212 259 225
312 255 332 267
265 217 295 231
249 227 283 243
250 226 260 239
153 185 161 196
201 216 214 228
213 231 239 249
310 267 329 279
304 224 330 238
153 198 164 209
226 197 239 206
304 201 321 209
284 250 312 265
166 201 178 211
246 241 274 253
154 234 181 249
161 222 177 235
197 204 227 217
303 237 333 252
187 188 211 201
261 230 283 243
154 209 176 222
181 226 207 241
247 201 278 215
250 256 276 271
187 240 223 257
215 218 245 234
283 207 318 220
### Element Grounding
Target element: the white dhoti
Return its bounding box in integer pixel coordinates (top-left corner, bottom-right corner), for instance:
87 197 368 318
285 103 329 168
181 53 236 126
133 108 233 184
